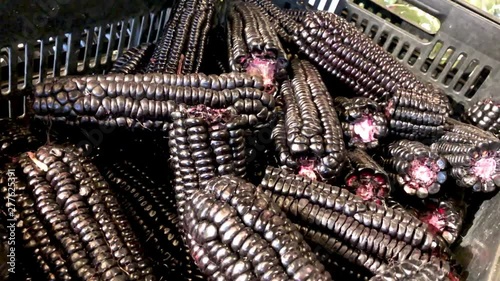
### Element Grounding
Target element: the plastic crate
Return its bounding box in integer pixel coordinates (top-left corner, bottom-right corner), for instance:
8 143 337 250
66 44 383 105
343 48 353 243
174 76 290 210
277 0 500 111
0 0 173 119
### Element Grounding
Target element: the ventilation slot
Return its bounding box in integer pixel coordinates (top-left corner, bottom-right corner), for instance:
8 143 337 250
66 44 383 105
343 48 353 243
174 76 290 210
408 48 421 66
350 13 359 24
454 59 479 92
398 43 410 60
16 44 27 91
386 37 399 54
431 47 455 79
1 47 10 95
377 31 389 46
443 53 467 86
420 41 443 73
464 66 491 98
359 19 369 32
341 8 349 18
368 25 379 39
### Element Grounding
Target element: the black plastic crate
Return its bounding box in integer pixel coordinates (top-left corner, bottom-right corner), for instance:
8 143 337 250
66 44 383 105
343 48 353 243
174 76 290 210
0 0 173 118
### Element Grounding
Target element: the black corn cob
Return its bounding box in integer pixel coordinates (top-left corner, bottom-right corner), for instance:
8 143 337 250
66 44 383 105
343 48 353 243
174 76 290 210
345 149 390 204
227 1 288 91
313 244 373 280
101 160 204 280
259 166 451 273
431 119 500 192
184 175 332 280
168 106 260 227
369 259 456 281
244 0 298 42
13 144 155 280
297 222 387 274
272 59 347 181
385 88 449 140
334 97 388 149
416 199 465 245
294 10 448 102
146 0 217 74
32 73 275 130
381 140 448 198
110 43 156 74
463 98 500 138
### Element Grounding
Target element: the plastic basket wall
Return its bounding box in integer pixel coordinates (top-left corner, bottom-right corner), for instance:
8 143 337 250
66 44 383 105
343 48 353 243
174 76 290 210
0 0 173 119
278 0 500 110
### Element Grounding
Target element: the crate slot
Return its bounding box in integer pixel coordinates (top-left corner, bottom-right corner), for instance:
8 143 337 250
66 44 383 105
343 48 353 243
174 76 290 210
1 47 11 95
453 59 479 92
90 26 107 68
385 36 399 54
431 47 455 80
397 42 410 60
341 7 349 18
350 13 359 23
359 19 369 32
377 31 389 47
464 66 491 98
78 28 93 72
367 24 379 39
407 47 421 66
420 41 443 73
442 53 467 86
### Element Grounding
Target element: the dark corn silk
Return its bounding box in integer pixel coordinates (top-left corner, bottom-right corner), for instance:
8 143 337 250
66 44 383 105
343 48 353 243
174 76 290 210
381 140 448 198
334 97 388 149
259 166 452 274
146 0 217 74
101 160 204 280
110 43 156 74
345 149 390 204
464 98 500 138
183 175 332 281
416 198 465 245
13 144 155 281
228 1 288 92
272 59 347 181
431 119 500 192
32 72 274 130
369 258 455 281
